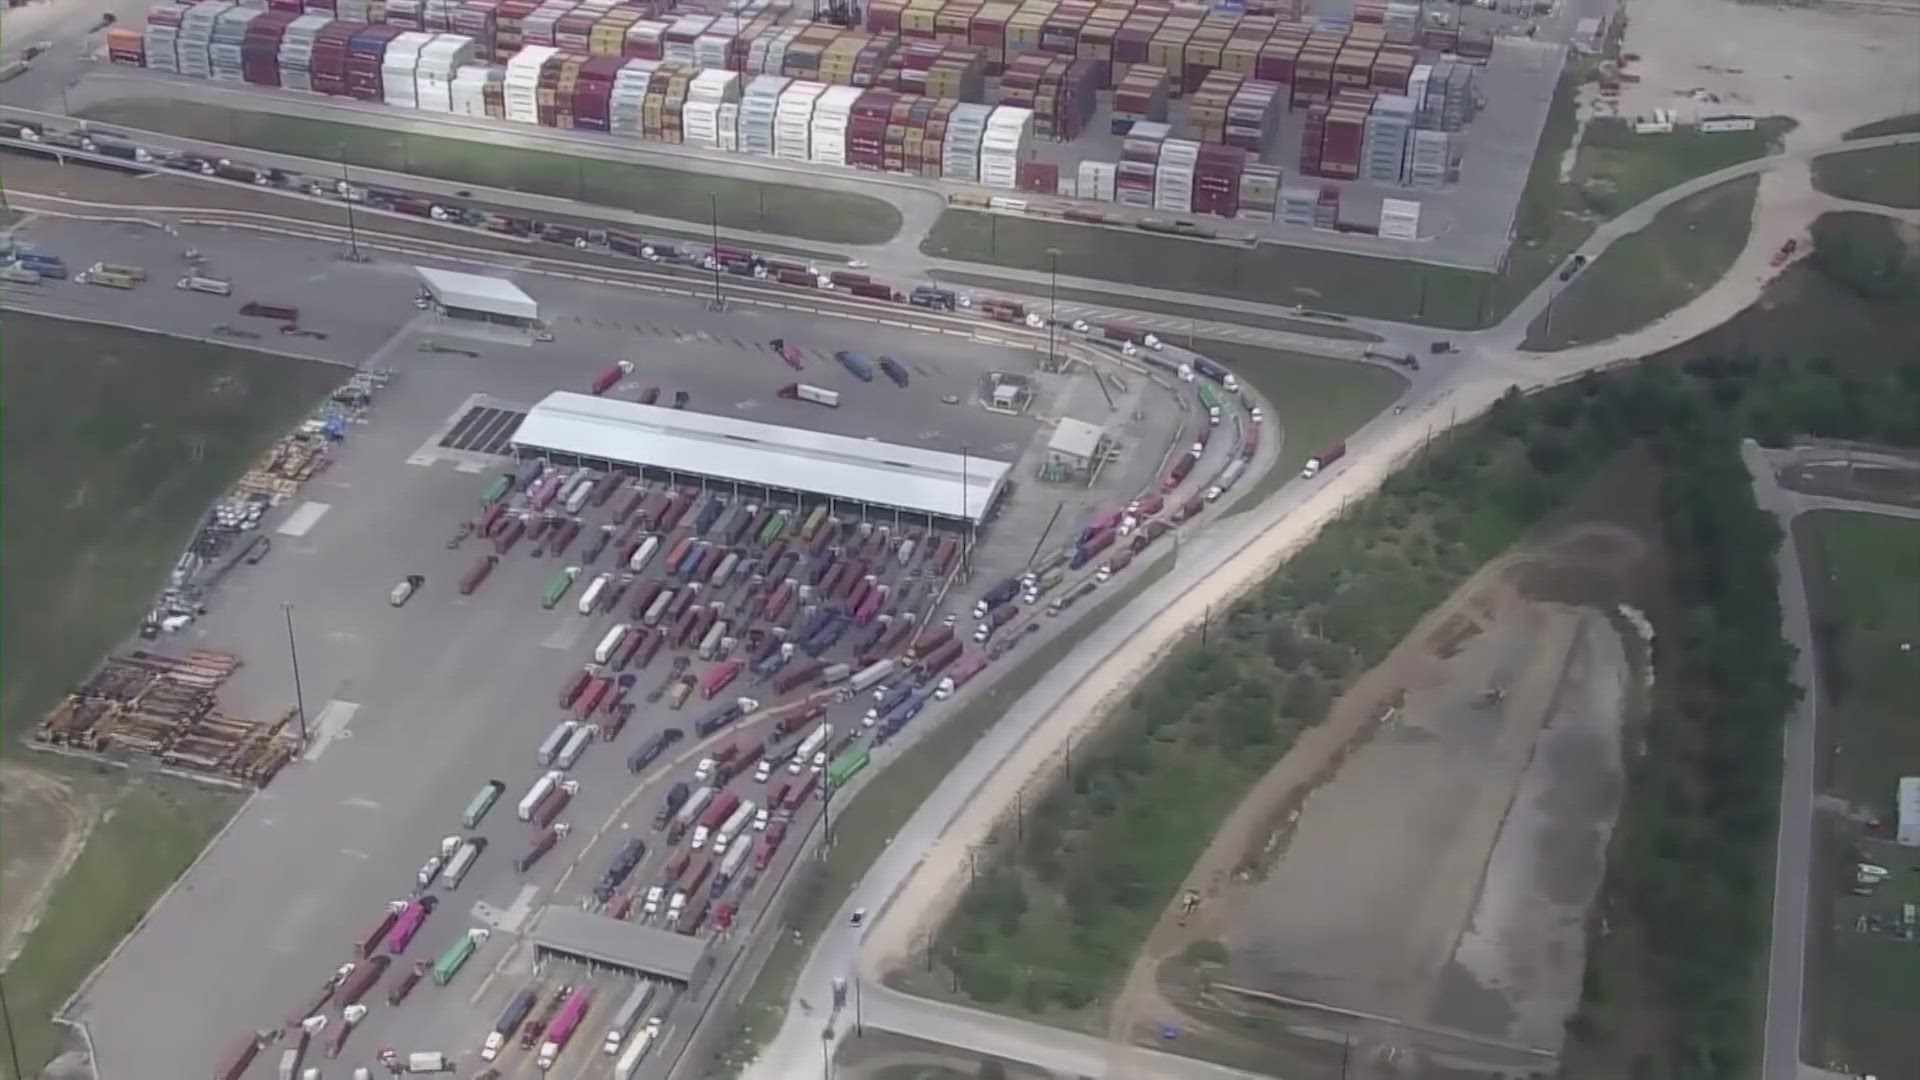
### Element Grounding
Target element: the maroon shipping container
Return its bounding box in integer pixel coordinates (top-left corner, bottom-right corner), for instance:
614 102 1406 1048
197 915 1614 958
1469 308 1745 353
308 20 364 97
345 25 405 101
1192 143 1244 217
1015 160 1058 194
301 0 337 12
453 1 500 57
241 10 299 85
571 55 626 131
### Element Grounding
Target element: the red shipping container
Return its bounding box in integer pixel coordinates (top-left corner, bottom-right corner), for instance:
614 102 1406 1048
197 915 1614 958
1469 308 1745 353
1016 160 1059 193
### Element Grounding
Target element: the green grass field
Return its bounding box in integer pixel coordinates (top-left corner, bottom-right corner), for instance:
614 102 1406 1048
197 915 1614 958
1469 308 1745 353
76 99 904 245
1812 143 1920 209
1797 511 1920 1079
0 313 342 1072
1523 175 1759 350
920 212 1496 330
716 556 1174 1073
1843 114 1920 140
925 271 1383 342
1490 58 1787 320
0 779 236 1071
1203 343 1406 514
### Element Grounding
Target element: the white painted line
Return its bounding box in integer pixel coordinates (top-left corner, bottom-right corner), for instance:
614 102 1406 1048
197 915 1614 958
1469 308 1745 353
276 500 332 537
301 700 361 761
456 459 488 474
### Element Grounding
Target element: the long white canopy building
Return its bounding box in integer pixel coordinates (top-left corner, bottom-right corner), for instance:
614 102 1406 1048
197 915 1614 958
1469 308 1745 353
511 392 1010 525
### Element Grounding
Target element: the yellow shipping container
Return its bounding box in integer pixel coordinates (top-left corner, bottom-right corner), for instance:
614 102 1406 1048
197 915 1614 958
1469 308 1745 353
589 9 642 55
903 0 946 37
1147 20 1195 72
1007 9 1049 56
936 1 979 42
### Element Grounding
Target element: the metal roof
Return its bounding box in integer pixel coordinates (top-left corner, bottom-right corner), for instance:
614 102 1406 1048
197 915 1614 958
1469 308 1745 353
512 392 1010 523
414 266 539 321
530 905 709 983
1047 418 1105 460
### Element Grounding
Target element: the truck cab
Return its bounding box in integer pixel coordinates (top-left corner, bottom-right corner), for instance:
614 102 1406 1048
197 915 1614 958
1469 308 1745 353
753 759 773 783
389 574 425 606
642 886 664 916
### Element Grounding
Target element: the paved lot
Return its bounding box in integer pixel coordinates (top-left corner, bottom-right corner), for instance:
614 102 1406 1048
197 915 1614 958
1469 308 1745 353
13 215 1203 1077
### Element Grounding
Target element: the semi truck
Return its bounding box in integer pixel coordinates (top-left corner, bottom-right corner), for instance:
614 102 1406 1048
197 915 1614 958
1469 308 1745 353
530 781 578 828
778 382 840 407
601 982 657 1057
385 896 438 953
1300 440 1346 478
481 988 537 1061
1205 458 1247 502
459 554 499 595
514 823 567 872
712 799 756 856
333 955 391 1007
517 771 564 821
789 724 832 774
578 571 613 615
462 780 505 828
935 654 988 699
700 658 744 699
591 361 633 395
442 837 487 889
431 928 487 985
627 727 681 773
835 350 875 381
541 567 582 609
537 989 592 1069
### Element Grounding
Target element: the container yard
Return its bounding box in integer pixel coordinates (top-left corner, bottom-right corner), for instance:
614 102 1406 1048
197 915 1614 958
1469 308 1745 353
102 0 1549 232
12 202 1273 1078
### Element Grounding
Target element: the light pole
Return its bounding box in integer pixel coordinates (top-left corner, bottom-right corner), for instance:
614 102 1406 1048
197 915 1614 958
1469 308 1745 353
337 145 363 262
0 974 25 1080
708 193 725 310
283 602 311 744
1045 247 1060 372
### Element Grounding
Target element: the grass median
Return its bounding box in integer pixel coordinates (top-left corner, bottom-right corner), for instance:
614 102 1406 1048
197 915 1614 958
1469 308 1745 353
1812 143 1920 209
925 271 1384 342
921 212 1497 330
1523 174 1758 350
76 99 905 245
713 555 1175 1074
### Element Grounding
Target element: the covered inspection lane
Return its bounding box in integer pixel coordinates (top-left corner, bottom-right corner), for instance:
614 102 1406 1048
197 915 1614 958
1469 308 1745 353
530 904 712 987
414 265 541 327
510 391 1012 526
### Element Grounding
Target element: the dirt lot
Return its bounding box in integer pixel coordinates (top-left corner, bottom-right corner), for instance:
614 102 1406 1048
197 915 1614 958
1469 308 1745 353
0 762 98 963
1113 525 1643 1076
1604 0 1920 148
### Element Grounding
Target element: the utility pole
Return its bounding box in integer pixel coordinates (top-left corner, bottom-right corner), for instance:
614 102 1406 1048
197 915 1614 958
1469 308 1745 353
338 145 363 262
283 602 310 744
708 193 725 310
0 974 26 1080
1045 247 1060 373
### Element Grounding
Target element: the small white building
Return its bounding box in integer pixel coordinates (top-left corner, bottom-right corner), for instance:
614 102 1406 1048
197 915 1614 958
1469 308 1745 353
1046 418 1106 472
415 266 540 328
1898 776 1920 847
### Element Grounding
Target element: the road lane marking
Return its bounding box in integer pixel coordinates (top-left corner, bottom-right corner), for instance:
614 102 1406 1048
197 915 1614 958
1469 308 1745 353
276 500 331 537
301 700 361 761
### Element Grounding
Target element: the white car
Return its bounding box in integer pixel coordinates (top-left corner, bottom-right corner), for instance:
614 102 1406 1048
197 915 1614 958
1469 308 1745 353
753 760 773 783
642 886 663 916
693 757 716 783
752 807 770 832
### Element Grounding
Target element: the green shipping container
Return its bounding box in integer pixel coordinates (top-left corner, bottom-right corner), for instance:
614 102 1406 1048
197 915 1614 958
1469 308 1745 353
480 473 512 509
432 931 480 985
462 781 505 828
541 568 577 609
826 748 871 788
1196 382 1222 412
759 509 789 545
